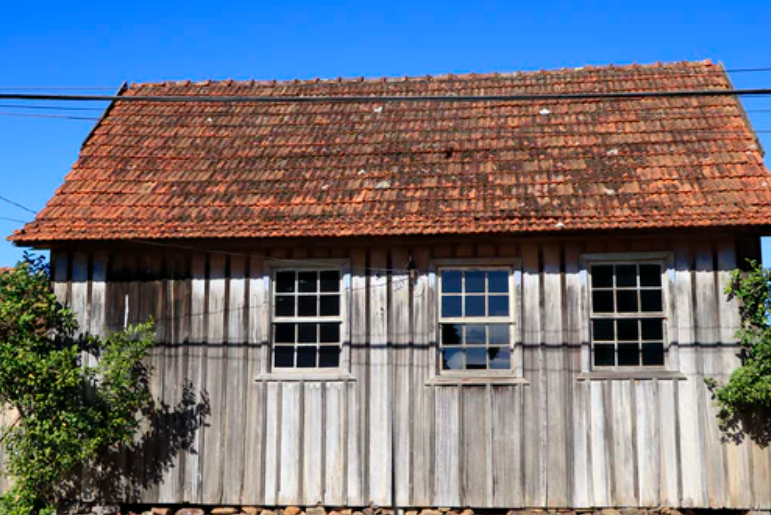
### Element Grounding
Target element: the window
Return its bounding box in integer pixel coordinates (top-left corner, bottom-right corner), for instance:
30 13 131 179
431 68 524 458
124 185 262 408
438 268 513 372
272 269 343 369
589 262 666 368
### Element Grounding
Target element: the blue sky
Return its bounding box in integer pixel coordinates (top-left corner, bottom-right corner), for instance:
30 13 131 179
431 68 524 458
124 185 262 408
2 0 771 266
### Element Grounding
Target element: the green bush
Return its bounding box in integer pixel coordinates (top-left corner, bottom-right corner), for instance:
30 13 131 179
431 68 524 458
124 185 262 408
0 254 155 514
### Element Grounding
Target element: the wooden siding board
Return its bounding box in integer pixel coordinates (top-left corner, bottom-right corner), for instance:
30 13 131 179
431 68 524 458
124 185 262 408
434 386 461 507
391 247 412 506
491 386 524 507
674 243 707 507
242 253 266 504
278 382 301 505
658 379 680 506
347 248 366 506
223 256 247 503
411 247 433 506
543 243 570 508
590 382 611 506
611 380 637 506
368 247 391 505
303 382 324 505
462 387 489 507
522 243 547 506
324 382 346 505
635 380 659 506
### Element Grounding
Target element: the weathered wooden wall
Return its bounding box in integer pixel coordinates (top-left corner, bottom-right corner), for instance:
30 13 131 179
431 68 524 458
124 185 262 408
48 234 771 509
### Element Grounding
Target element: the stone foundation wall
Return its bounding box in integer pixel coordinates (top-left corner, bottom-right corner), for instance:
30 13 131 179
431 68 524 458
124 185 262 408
112 505 753 515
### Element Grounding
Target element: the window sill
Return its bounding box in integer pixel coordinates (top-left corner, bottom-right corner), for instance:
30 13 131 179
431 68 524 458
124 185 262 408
577 370 686 381
255 372 356 382
426 375 529 386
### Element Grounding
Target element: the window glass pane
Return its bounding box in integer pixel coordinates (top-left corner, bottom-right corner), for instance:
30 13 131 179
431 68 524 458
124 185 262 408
641 318 664 340
441 324 463 344
488 271 509 293
592 290 614 313
297 323 317 343
642 342 665 366
465 296 485 317
488 324 509 344
274 346 294 367
488 295 509 317
488 347 510 369
616 290 638 312
298 296 317 317
592 319 614 341
298 271 317 293
275 295 295 316
442 347 464 370
442 270 463 293
616 264 637 287
442 296 462 317
274 323 295 343
594 344 615 366
318 346 340 368
319 322 340 343
466 271 485 293
466 348 487 370
276 271 295 293
639 264 662 287
319 271 340 292
296 346 317 368
466 324 486 345
618 343 640 366
640 290 662 312
591 265 614 288
320 295 340 316
617 319 639 341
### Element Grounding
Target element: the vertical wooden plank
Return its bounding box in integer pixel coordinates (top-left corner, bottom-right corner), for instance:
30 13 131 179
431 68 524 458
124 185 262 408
411 247 433 506
303 382 324 505
434 386 460 507
324 382 345 505
674 243 707 507
369 247 391 505
543 243 569 507
590 382 610 506
71 251 90 332
636 381 659 506
521 242 546 506
53 251 70 306
347 248 366 506
184 253 206 503
263 382 280 506
242 252 266 504
391 247 412 506
694 244 726 507
462 387 489 507
611 380 636 506
658 380 680 506
565 242 590 508
492 386 523 507
223 255 247 503
278 382 301 505
89 251 108 337
716 238 752 509
201 254 226 504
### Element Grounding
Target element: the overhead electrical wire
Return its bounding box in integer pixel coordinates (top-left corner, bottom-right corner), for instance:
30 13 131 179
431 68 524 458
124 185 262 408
5 87 771 104
0 195 37 215
0 112 101 121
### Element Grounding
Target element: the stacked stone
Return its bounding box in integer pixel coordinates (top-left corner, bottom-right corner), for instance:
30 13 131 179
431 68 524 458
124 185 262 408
131 506 704 515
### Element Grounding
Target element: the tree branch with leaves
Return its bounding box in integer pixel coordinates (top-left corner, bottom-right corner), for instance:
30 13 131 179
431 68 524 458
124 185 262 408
0 254 155 515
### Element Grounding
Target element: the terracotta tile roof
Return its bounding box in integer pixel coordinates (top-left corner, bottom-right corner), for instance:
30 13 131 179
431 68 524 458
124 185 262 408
11 60 771 243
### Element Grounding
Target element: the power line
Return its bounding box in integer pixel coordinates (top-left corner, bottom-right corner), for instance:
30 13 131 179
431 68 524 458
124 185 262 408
0 112 101 121
5 88 771 104
0 216 27 224
0 195 37 215
0 103 106 112
0 86 117 91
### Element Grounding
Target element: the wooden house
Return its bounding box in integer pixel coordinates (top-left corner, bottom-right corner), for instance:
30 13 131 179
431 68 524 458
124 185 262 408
10 60 771 511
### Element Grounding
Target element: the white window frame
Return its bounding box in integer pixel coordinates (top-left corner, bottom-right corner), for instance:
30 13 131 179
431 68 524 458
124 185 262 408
262 258 352 379
430 258 523 382
581 252 679 375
